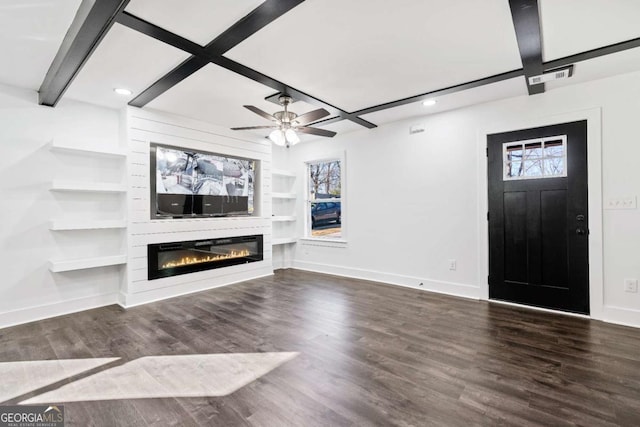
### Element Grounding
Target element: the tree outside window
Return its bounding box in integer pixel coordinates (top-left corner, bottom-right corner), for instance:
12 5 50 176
307 160 342 239
504 136 567 180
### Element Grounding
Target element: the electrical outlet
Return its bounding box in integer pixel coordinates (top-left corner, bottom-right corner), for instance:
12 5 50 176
624 279 638 293
448 259 457 271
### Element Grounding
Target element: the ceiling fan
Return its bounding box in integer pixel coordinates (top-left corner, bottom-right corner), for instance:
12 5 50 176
231 95 337 147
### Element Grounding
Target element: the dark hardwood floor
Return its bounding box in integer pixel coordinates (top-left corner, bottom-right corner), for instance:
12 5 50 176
1 269 639 426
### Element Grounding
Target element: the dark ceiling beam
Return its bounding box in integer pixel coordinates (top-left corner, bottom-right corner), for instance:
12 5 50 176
508 0 544 95
116 11 211 107
117 0 640 130
38 0 130 106
353 69 524 117
308 116 345 127
129 57 211 107
211 57 376 128
119 9 377 129
127 0 304 108
343 34 640 120
116 11 203 55
206 0 304 56
544 36 640 70
262 91 375 128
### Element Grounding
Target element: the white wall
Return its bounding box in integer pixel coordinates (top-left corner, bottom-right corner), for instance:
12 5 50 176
0 84 123 328
122 107 274 307
276 71 640 328
0 85 276 327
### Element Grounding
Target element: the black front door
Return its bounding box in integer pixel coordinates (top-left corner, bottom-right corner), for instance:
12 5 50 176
488 120 589 314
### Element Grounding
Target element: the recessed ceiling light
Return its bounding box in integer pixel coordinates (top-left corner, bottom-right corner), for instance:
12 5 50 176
114 88 132 96
422 99 437 107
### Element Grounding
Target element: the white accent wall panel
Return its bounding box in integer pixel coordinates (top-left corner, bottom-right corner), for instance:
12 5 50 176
121 108 273 307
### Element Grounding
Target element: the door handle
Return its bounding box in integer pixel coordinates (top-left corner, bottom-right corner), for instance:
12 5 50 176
576 226 587 235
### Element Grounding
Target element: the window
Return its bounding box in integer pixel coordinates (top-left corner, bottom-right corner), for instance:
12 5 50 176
306 159 343 239
503 135 567 180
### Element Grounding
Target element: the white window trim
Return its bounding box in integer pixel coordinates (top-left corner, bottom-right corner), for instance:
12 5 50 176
304 152 346 242
502 135 568 181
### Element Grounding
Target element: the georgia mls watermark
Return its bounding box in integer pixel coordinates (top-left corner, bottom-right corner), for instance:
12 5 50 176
0 405 64 427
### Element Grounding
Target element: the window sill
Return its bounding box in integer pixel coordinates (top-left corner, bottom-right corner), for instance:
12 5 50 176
299 237 347 248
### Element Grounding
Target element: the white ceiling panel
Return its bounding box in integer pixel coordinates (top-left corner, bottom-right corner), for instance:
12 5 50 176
281 119 365 144
545 46 640 91
321 120 365 135
361 77 528 125
146 63 322 134
540 0 640 61
125 0 265 46
226 0 523 112
64 23 191 109
0 0 82 90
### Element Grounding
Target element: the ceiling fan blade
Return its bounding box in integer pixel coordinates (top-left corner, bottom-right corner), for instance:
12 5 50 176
296 126 337 138
294 108 330 125
244 105 277 122
231 126 277 130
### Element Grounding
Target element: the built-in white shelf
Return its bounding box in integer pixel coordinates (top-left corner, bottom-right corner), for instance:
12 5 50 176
50 141 127 158
48 254 127 272
50 180 127 193
49 219 127 231
272 216 296 222
272 192 297 199
272 237 297 245
272 169 298 257
272 169 296 177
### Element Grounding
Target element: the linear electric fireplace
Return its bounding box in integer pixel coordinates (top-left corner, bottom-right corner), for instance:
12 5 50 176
148 235 263 280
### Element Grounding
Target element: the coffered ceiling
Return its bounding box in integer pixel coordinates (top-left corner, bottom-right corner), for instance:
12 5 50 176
2 0 640 140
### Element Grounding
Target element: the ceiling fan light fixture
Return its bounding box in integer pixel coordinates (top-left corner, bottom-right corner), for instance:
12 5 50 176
235 95 335 144
269 129 286 146
285 128 300 145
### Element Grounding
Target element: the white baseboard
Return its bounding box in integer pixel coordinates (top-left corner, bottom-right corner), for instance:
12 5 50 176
292 260 481 300
119 266 274 308
602 305 640 328
272 259 294 270
0 293 118 330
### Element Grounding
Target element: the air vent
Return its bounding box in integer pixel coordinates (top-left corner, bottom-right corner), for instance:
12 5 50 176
528 65 574 86
555 70 569 79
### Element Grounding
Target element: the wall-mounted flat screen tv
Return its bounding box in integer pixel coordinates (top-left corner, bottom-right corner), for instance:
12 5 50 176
150 143 257 219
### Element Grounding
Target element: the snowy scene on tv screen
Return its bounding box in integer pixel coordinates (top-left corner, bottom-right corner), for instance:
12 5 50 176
155 146 255 212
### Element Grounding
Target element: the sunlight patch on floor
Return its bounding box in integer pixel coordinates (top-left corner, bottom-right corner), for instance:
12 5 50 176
21 352 299 403
0 358 120 402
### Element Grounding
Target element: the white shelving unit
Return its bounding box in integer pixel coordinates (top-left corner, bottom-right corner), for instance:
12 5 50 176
50 141 127 158
49 255 127 272
271 169 297 257
272 237 297 245
271 216 296 222
50 180 127 193
49 219 127 231
272 192 297 199
272 169 296 177
48 141 127 273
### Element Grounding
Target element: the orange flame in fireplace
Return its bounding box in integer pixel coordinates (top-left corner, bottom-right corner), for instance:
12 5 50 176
161 249 251 269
